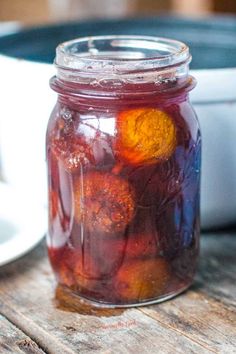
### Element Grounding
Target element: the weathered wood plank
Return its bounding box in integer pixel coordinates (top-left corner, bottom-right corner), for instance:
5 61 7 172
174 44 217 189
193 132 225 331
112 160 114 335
140 291 236 353
0 234 235 354
0 282 209 354
0 314 45 354
0 302 77 354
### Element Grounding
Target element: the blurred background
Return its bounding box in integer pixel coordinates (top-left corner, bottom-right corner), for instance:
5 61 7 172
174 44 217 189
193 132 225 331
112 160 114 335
0 0 236 26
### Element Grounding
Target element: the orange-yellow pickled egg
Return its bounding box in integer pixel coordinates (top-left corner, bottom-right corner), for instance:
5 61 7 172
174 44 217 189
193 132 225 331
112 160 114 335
116 108 176 165
115 258 170 301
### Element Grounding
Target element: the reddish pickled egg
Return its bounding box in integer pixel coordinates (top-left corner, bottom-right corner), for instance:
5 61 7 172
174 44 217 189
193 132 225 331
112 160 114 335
73 171 135 234
50 117 94 172
113 232 159 260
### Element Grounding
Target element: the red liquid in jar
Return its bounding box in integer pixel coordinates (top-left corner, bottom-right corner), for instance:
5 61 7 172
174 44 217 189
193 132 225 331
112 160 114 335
47 78 201 306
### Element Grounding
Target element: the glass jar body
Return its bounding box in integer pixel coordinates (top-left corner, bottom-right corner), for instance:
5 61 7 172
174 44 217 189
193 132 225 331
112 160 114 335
46 86 201 307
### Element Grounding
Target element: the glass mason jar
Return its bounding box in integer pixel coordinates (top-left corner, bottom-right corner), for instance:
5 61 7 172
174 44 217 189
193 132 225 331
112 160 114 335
46 36 201 307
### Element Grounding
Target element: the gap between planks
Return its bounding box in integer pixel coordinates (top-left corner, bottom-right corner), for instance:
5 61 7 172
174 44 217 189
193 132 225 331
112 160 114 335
0 314 45 354
0 299 76 354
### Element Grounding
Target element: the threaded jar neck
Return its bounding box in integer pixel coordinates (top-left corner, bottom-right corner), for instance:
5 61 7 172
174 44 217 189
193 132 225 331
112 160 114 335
51 35 194 104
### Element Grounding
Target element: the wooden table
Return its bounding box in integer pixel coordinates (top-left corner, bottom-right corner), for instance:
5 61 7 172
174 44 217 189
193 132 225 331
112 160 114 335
0 233 235 354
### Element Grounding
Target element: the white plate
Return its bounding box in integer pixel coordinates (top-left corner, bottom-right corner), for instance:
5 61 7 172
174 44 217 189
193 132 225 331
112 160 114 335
0 181 46 266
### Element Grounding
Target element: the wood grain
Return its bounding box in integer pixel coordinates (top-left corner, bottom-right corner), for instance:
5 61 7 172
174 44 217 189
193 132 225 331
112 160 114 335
0 233 235 354
0 315 45 354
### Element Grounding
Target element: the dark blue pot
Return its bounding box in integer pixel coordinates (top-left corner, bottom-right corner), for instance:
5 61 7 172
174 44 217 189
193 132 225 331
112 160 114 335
0 15 236 69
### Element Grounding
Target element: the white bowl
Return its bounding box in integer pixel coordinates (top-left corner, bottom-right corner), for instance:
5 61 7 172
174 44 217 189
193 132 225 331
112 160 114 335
191 68 236 228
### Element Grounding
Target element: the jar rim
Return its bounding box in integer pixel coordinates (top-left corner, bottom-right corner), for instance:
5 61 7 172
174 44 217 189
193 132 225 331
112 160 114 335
55 35 191 73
